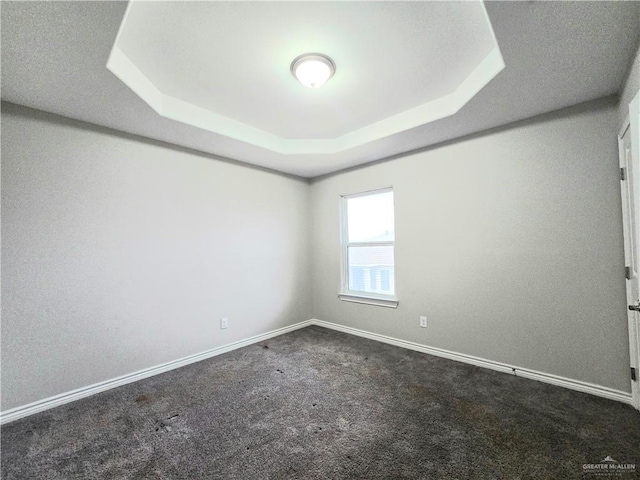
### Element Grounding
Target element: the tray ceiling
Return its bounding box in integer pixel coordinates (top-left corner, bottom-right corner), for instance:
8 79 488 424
108 1 504 155
2 1 639 177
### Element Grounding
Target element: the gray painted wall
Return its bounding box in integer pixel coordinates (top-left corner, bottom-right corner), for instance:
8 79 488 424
1 103 311 410
1 93 633 412
310 97 630 393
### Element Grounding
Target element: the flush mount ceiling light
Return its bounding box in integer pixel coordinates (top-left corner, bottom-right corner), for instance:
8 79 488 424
290 53 336 89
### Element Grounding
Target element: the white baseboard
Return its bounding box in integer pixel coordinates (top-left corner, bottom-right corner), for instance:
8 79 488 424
0 320 313 425
309 319 634 406
2 317 633 425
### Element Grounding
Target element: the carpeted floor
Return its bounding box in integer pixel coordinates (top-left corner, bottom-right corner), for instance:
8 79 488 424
1 326 639 479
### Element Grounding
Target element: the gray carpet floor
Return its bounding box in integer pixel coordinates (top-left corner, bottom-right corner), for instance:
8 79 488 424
1 326 639 479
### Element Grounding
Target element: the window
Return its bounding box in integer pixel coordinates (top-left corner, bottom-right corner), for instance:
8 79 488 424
339 187 397 308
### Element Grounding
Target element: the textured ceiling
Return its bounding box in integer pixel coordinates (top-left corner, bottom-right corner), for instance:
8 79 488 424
2 1 639 178
110 1 501 153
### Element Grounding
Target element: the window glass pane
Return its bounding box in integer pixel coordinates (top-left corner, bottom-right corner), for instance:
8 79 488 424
348 246 395 295
347 191 394 242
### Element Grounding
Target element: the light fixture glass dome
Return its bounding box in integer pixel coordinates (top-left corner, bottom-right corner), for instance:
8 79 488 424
290 53 336 89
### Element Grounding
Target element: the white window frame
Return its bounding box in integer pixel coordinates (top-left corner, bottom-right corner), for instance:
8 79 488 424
339 187 398 308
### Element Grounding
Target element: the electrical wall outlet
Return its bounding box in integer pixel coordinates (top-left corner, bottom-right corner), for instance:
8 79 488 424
220 317 228 330
419 316 427 328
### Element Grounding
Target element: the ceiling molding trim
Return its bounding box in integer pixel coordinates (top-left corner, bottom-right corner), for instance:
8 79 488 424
334 47 505 152
107 0 504 156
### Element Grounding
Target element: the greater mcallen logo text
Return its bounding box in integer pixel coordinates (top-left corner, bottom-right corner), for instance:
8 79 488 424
583 456 636 476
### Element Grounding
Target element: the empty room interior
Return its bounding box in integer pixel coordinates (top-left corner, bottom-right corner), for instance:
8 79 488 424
2 1 640 478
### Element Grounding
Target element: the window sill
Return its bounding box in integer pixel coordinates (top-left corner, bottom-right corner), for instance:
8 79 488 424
338 293 399 309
